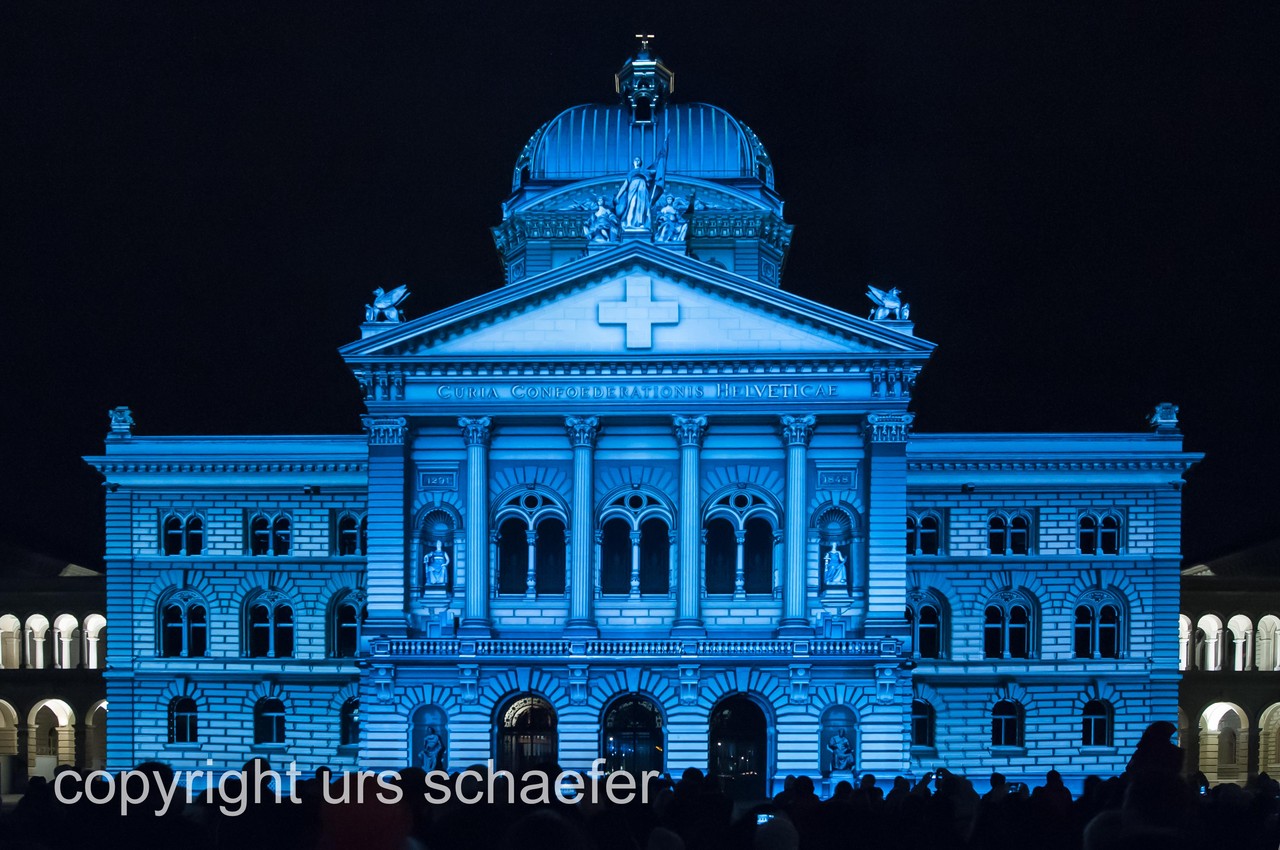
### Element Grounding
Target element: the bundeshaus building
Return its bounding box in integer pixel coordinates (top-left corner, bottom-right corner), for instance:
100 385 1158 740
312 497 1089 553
85 46 1200 797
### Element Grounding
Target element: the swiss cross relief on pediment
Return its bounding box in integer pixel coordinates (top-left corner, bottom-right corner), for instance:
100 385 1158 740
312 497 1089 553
387 272 883 359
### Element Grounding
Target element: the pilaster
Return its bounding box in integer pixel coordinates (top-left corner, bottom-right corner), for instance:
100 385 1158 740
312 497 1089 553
362 416 410 637
863 412 913 635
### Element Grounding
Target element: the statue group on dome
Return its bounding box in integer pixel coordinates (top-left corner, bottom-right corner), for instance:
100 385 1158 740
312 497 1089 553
582 136 697 245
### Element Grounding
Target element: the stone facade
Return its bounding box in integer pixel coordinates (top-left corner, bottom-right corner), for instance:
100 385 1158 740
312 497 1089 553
83 48 1201 795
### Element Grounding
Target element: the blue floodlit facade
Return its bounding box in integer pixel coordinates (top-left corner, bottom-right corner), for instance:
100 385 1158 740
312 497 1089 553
85 48 1200 795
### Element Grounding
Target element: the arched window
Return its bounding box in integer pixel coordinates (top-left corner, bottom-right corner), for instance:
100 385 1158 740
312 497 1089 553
169 697 198 744
160 590 208 657
24 614 50 669
254 698 286 745
335 511 368 556
246 592 294 658
83 614 106 670
1078 512 1123 555
987 512 1032 555
161 512 204 556
598 490 672 597
1082 700 1112 747
704 488 779 597
1075 592 1124 659
0 615 21 669
340 698 360 747
52 614 80 669
248 512 292 556
906 591 945 659
906 512 942 556
331 590 365 658
991 700 1022 747
984 592 1034 659
911 700 935 748
495 490 568 597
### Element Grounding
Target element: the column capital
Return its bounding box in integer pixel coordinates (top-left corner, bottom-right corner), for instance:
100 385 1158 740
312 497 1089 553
778 414 817 447
672 414 708 447
458 416 493 447
866 412 915 443
362 416 408 446
565 415 601 448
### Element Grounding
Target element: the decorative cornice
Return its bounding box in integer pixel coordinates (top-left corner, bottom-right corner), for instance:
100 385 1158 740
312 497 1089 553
564 416 601 448
87 460 367 475
908 458 1199 473
779 414 816 447
672 414 708 447
458 416 493 447
349 357 922 376
362 416 408 446
866 412 915 443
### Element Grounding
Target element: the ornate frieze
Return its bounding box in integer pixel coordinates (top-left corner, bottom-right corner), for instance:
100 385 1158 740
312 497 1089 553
362 416 408 446
779 414 816 447
672 414 708 447
564 415 601 448
866 412 914 443
458 416 493 447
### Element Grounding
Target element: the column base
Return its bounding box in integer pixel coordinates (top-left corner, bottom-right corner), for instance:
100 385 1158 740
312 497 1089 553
457 619 492 638
776 619 815 638
670 620 706 638
563 620 599 638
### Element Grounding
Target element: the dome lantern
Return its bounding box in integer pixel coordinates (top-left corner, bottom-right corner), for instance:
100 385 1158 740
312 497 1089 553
615 34 674 124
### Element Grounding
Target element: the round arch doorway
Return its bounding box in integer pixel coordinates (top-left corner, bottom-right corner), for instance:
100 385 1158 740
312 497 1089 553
708 694 768 801
602 694 664 775
497 695 557 774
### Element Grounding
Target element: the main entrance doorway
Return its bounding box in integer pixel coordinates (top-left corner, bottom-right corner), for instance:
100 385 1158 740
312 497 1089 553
602 694 664 775
497 695 557 773
708 694 767 800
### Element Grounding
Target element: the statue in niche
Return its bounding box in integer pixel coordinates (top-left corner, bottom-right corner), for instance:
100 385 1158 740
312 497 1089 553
365 285 410 323
583 196 621 242
423 541 451 587
823 543 848 587
827 728 854 771
653 194 690 243
866 285 910 321
418 726 444 771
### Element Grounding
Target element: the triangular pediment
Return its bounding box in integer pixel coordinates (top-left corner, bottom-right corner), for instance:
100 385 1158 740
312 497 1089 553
341 245 933 362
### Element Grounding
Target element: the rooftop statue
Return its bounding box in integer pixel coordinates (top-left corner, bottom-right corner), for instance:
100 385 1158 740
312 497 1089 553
583 195 621 243
866 285 910 321
365 285 410 323
614 137 669 231
654 194 691 243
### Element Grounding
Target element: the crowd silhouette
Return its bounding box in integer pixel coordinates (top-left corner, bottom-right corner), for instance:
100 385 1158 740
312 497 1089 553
3 722 1278 850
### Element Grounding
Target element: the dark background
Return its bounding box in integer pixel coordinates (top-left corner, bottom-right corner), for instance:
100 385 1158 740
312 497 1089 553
2 2 1277 568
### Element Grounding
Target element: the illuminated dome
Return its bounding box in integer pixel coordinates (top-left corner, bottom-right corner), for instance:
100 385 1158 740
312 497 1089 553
493 43 792 288
513 102 774 191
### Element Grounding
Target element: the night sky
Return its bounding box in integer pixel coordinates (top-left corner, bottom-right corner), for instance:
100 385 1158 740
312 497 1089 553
2 3 1277 568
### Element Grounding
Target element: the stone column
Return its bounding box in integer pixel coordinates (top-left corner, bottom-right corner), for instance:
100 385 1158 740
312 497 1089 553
629 530 642 597
672 415 707 636
565 416 600 635
864 412 914 635
778 414 816 636
459 417 493 637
